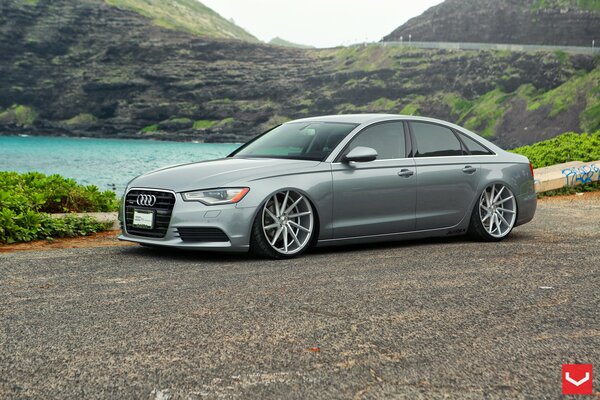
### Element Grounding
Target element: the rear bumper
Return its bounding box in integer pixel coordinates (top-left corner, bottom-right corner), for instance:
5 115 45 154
120 194 256 252
516 190 537 227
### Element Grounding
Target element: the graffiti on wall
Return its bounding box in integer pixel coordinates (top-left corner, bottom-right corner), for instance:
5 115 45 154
562 164 600 186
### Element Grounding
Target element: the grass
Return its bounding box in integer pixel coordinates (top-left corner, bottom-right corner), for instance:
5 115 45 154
0 172 119 244
168 117 193 124
105 0 258 42
193 119 217 130
461 89 512 138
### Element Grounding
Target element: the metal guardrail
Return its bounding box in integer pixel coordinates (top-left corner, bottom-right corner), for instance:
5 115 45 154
376 41 600 55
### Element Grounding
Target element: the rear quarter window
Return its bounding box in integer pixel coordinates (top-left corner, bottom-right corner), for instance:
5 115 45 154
457 132 494 155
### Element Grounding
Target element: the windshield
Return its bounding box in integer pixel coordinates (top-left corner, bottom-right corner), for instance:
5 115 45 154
230 122 358 161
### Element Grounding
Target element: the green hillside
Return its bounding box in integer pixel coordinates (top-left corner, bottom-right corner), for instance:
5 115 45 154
105 0 258 42
269 37 314 49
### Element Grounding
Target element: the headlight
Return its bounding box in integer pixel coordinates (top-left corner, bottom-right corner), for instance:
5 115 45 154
181 187 250 205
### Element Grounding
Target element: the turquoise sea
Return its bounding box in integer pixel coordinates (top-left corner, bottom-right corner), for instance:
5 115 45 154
0 135 240 194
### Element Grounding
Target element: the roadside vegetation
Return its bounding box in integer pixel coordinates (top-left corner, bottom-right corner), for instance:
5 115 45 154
511 131 600 168
512 131 600 197
0 172 119 244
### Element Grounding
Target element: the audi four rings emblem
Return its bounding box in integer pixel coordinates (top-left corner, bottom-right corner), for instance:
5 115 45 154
136 194 156 207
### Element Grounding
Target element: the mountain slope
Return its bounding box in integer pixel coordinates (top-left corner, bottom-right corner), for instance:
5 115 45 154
383 0 600 46
105 0 258 42
0 0 598 148
269 37 314 49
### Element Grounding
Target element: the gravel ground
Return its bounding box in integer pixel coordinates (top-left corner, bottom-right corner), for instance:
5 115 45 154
1 195 598 399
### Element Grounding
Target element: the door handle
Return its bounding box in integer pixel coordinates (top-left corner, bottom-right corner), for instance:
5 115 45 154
462 165 477 174
398 169 414 178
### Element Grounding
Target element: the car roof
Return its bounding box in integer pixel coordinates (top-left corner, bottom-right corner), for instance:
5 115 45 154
286 114 455 125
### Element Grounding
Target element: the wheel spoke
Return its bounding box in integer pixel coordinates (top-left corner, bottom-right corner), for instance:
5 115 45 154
288 211 311 218
265 208 278 221
497 212 510 229
273 194 280 216
285 195 303 214
497 207 515 214
289 220 310 233
288 225 302 247
495 195 514 205
492 186 505 203
270 226 283 246
481 212 492 222
493 214 501 233
281 191 290 214
263 222 279 231
283 226 289 252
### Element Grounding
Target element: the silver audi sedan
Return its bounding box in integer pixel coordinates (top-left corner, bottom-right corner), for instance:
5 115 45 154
119 114 536 259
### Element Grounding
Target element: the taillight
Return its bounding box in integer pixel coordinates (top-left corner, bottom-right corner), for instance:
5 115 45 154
529 162 534 178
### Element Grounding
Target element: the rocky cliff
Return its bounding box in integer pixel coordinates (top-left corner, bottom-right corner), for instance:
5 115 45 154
383 0 600 46
0 0 598 148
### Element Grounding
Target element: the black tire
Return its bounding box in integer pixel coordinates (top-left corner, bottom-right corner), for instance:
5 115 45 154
468 186 518 242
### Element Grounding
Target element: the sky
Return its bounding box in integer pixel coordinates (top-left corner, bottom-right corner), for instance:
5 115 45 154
201 0 444 48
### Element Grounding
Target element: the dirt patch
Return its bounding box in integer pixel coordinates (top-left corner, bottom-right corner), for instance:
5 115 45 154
0 231 135 254
538 190 600 203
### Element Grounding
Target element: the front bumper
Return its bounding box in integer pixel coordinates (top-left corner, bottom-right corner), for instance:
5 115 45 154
119 191 256 252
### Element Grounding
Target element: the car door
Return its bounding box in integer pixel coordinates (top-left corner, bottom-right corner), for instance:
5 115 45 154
409 121 480 231
331 121 417 238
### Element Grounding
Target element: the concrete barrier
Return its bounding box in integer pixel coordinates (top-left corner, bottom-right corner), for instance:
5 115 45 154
534 160 600 193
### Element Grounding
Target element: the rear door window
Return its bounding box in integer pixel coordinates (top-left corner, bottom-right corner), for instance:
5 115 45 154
410 122 464 157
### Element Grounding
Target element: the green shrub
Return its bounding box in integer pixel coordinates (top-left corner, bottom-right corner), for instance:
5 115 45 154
0 172 119 243
0 104 37 126
142 124 159 133
511 131 600 168
64 113 97 126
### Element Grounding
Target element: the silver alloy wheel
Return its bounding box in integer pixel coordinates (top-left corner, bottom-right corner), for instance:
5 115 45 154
479 183 517 239
262 190 314 255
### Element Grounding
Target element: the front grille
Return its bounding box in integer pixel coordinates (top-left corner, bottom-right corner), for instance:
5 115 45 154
177 227 229 243
125 190 176 238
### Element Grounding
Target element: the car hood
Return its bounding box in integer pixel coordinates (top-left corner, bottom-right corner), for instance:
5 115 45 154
129 157 322 192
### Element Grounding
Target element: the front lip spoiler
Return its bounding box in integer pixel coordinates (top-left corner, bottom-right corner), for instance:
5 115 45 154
118 234 249 252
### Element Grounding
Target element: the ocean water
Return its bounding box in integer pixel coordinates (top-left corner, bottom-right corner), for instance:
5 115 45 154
0 135 240 194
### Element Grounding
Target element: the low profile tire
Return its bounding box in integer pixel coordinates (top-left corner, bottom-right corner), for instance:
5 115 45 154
250 190 316 259
469 183 518 242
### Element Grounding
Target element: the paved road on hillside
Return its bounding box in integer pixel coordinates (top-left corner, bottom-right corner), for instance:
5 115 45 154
1 196 599 399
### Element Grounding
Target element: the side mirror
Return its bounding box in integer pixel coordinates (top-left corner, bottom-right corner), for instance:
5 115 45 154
343 146 378 163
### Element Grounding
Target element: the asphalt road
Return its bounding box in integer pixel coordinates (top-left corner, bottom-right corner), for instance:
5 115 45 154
1 195 599 399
